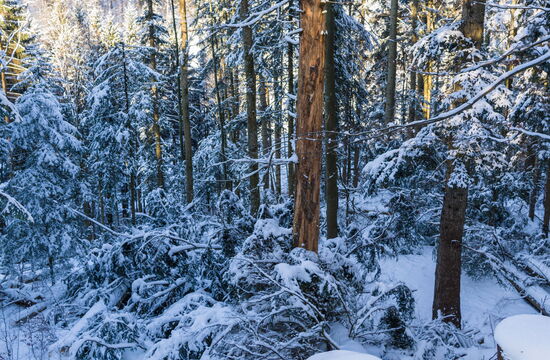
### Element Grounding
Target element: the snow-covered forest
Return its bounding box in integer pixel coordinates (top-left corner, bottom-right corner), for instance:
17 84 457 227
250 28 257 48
0 0 548 358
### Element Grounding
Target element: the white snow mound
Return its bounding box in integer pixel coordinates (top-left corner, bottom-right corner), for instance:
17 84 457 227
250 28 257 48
307 350 381 360
494 314 550 360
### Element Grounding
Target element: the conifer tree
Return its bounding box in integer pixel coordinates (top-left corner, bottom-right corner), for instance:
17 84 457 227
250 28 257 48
2 57 81 282
0 0 34 104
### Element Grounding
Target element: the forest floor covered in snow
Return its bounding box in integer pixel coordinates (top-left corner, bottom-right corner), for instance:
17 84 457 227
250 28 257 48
0 247 537 360
327 246 536 359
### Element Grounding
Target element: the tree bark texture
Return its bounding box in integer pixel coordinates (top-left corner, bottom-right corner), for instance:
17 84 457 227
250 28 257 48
383 0 398 125
432 0 486 329
432 168 468 328
292 0 326 252
275 68 283 196
260 74 270 190
179 0 194 203
287 0 296 198
529 157 541 221
461 0 486 49
210 35 230 191
408 0 419 124
147 0 165 189
422 0 435 120
240 0 260 215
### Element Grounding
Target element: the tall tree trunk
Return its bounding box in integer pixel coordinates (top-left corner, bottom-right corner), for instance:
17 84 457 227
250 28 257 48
99 180 105 225
543 163 550 236
147 0 165 189
169 0 184 163
461 0 486 48
137 177 143 214
230 71 241 142
121 186 129 219
121 42 136 225
1 71 7 123
83 201 93 240
352 98 361 188
408 0 419 124
432 0 485 329
293 0 326 252
211 34 230 191
529 157 541 221
178 0 194 203
287 0 296 197
352 147 361 188
130 173 136 225
240 0 260 215
432 163 468 328
260 74 270 190
275 66 283 196
383 0 398 125
343 96 352 225
505 0 518 89
422 0 435 120
325 2 338 239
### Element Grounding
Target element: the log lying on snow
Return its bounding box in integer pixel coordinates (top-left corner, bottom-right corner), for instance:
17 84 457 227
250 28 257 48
0 287 43 307
496 260 550 316
518 256 550 285
12 302 48 325
475 250 550 315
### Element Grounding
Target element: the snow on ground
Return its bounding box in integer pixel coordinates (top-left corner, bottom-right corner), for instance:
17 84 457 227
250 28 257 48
0 303 56 360
379 246 536 326
2 246 539 360
379 246 537 359
494 314 550 360
0 281 66 360
307 350 381 360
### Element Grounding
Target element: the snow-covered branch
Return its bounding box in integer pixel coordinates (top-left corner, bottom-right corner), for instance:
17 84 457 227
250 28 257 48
224 0 289 28
482 1 550 11
0 189 33 222
362 50 550 139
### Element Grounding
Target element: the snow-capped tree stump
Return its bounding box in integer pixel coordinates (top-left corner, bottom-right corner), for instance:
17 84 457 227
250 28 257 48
494 314 550 360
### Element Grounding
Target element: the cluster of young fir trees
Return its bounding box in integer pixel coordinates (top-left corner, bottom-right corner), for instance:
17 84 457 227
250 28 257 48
0 0 548 358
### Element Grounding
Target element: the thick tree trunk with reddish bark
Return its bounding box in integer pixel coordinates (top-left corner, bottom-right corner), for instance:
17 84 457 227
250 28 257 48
292 0 326 252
